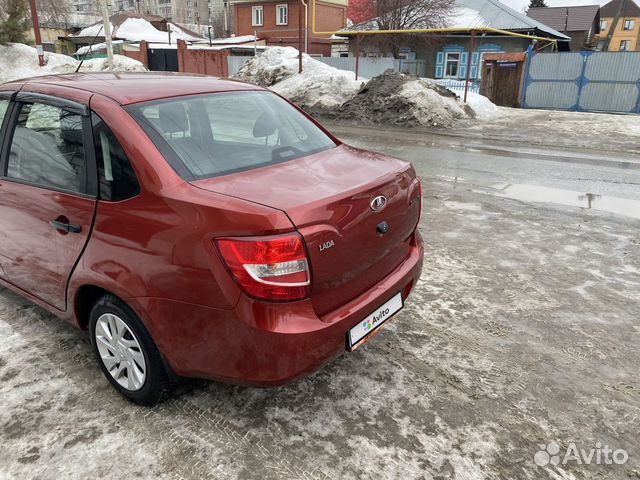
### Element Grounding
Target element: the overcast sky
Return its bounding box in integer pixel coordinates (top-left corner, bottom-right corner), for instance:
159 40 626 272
501 0 611 15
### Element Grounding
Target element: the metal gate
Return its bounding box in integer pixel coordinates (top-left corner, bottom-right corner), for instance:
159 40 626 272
147 48 179 72
523 51 640 114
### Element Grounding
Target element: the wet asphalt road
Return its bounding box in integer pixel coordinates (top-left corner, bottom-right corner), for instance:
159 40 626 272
1 124 639 480
327 123 640 202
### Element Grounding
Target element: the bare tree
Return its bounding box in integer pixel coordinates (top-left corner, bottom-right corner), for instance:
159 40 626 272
356 0 454 58
36 0 73 28
209 10 225 38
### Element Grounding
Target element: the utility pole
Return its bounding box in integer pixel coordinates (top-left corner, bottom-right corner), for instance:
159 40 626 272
28 0 46 66
101 0 114 68
298 0 303 73
223 1 229 37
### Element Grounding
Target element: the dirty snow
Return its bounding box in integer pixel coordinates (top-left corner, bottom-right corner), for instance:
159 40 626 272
1 124 639 479
0 44 147 84
234 47 497 125
328 70 480 128
233 46 365 113
453 106 640 154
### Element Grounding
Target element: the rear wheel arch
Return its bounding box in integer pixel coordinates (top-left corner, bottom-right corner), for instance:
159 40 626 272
74 285 113 330
88 293 173 405
73 285 147 332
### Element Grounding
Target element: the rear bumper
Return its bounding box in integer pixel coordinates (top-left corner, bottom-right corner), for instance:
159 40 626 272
134 230 424 386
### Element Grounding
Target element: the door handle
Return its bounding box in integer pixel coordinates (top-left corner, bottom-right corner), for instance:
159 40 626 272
50 219 82 234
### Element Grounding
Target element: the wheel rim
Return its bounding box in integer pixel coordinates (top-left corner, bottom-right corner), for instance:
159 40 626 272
94 313 147 392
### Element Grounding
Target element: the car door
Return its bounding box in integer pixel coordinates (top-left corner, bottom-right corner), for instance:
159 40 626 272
0 92 97 311
0 91 16 281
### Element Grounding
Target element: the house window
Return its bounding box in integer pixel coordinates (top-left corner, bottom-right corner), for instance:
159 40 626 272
276 4 288 25
444 52 460 78
623 19 635 30
252 6 263 26
620 39 631 50
599 19 607 31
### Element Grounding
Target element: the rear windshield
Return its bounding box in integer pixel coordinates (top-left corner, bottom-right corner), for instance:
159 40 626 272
127 91 336 180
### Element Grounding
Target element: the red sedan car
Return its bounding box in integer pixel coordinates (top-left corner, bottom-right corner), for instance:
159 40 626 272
0 73 423 405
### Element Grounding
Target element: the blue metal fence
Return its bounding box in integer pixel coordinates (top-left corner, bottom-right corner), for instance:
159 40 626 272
523 51 640 114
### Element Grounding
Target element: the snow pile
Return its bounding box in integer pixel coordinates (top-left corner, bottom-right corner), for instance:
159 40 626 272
233 47 366 114
0 44 147 84
233 47 497 127
0 43 76 83
464 91 500 120
81 55 148 73
329 71 480 128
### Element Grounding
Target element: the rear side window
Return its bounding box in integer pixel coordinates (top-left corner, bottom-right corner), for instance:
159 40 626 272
7 102 86 193
127 91 336 180
91 114 140 201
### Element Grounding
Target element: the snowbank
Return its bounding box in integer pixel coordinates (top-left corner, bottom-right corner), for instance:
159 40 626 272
233 47 365 114
233 47 497 127
328 71 485 128
81 55 148 73
0 44 147 84
464 92 500 120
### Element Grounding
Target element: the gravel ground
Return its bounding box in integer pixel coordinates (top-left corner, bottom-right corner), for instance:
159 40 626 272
1 132 639 479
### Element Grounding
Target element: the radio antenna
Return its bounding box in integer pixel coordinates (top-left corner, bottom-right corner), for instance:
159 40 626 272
75 25 105 73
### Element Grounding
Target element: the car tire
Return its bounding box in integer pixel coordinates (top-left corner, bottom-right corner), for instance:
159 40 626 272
89 294 171 406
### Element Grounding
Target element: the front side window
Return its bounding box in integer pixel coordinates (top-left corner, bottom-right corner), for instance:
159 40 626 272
600 19 607 31
252 6 263 26
0 99 9 126
92 113 140 201
276 4 288 25
445 53 460 78
128 91 336 180
7 102 86 194
623 19 635 30
620 39 631 50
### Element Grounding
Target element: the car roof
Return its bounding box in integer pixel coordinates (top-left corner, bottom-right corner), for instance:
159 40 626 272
3 72 265 105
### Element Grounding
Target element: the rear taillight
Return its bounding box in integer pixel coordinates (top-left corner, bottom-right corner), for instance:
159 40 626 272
215 233 311 301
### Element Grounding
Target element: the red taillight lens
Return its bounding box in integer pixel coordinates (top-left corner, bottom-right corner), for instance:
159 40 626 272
215 233 311 301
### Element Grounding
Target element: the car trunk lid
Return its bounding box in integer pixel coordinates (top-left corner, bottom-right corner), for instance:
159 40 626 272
192 145 421 316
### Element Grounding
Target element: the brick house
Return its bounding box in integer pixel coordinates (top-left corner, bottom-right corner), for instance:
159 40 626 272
598 0 640 51
232 0 348 56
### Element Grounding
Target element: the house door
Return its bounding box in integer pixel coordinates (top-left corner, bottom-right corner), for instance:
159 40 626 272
493 62 523 108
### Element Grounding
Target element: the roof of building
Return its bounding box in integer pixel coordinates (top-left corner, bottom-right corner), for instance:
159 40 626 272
527 5 600 32
2 73 263 105
193 34 259 45
69 13 204 43
600 0 640 18
343 0 570 40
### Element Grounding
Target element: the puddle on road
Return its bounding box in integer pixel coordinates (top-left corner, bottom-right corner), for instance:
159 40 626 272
491 184 640 220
